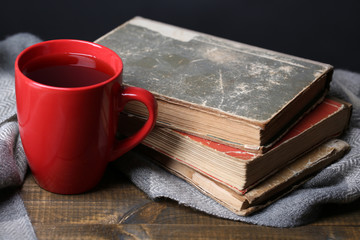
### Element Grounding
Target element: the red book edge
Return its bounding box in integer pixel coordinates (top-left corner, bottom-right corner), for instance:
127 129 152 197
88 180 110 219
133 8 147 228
169 98 343 193
177 98 342 159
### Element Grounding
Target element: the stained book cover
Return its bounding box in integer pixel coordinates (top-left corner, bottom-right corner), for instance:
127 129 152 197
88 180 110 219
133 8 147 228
96 16 333 151
119 98 352 191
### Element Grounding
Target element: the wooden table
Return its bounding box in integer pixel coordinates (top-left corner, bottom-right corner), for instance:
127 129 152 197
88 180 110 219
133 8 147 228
21 162 360 239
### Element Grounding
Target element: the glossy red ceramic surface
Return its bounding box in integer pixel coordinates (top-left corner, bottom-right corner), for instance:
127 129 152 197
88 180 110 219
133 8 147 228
15 40 157 194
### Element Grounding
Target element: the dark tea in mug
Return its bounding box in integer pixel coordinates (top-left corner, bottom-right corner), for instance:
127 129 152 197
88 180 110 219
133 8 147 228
22 53 114 88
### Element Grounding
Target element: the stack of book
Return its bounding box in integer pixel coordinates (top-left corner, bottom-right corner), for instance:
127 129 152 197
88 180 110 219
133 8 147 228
96 17 352 215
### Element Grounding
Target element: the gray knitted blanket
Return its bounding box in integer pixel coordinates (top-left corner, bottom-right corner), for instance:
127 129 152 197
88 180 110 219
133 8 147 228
0 34 39 240
0 34 359 239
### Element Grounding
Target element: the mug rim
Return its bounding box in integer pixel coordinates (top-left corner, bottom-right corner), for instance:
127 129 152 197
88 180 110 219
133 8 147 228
15 39 123 91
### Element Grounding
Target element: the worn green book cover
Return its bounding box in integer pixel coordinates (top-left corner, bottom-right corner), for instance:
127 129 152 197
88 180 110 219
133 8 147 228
96 17 333 152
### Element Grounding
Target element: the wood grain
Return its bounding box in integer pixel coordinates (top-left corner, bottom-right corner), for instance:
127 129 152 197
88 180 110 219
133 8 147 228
21 163 360 240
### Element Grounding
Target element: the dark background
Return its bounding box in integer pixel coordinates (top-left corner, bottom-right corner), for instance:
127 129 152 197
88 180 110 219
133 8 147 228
2 0 360 72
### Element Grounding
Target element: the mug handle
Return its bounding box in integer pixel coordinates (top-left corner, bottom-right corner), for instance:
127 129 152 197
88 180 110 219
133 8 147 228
111 86 158 161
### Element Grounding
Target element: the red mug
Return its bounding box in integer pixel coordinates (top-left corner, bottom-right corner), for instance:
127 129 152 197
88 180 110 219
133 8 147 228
15 39 157 194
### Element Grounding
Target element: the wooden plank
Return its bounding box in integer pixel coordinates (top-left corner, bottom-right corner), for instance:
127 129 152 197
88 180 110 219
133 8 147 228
21 165 360 239
25 224 360 240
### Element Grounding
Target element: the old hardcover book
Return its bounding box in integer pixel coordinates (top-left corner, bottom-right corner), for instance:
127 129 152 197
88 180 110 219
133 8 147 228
95 16 333 152
119 98 352 191
130 139 349 215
